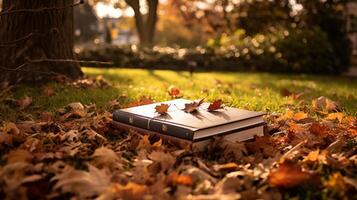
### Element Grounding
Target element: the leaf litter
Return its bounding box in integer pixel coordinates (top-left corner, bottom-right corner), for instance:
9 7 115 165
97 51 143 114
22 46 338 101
0 94 356 200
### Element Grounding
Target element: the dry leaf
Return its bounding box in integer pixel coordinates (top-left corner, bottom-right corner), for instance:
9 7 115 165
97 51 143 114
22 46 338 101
183 98 205 113
98 182 148 200
312 96 338 112
213 163 239 171
168 86 182 98
91 147 121 169
169 172 193 186
325 112 344 123
292 112 308 121
7 149 33 164
52 165 112 199
268 162 317 188
155 104 170 115
207 99 224 112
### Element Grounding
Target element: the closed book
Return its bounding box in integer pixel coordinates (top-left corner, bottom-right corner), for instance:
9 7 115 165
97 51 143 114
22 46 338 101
113 99 266 142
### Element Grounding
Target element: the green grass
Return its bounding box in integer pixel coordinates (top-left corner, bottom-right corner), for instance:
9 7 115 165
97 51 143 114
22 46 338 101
1 67 356 121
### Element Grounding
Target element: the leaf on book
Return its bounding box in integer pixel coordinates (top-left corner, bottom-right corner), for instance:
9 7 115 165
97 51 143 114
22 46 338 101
168 86 182 98
207 99 223 112
183 98 205 113
155 104 170 115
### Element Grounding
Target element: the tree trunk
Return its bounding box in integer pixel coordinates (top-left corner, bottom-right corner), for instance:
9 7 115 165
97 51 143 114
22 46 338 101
0 0 83 84
146 0 158 45
126 0 158 46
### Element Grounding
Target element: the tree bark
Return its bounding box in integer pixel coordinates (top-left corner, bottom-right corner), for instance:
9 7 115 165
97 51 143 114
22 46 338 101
0 0 83 84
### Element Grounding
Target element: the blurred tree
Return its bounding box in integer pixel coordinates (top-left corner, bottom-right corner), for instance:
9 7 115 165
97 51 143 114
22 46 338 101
105 24 113 44
74 2 100 43
0 0 83 83
93 0 158 46
297 0 351 69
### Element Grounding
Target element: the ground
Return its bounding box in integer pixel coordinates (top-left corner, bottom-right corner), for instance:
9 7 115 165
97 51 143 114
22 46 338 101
1 68 356 121
0 68 356 199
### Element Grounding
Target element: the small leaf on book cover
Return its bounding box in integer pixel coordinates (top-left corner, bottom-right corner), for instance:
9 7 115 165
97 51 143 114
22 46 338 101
207 99 223 111
183 98 205 113
155 104 170 115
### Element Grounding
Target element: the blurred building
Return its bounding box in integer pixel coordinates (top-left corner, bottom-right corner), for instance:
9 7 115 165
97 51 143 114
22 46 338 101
100 17 139 45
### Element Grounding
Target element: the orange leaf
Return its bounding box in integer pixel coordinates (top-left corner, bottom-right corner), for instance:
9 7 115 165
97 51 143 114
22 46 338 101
169 172 193 186
348 127 357 136
207 99 223 112
293 112 308 121
183 98 205 113
325 112 344 123
309 123 329 136
168 86 182 98
268 162 316 188
155 104 170 115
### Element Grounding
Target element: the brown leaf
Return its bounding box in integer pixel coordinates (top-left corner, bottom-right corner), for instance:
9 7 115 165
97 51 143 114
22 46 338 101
52 165 112 199
168 86 182 98
183 98 205 113
91 147 122 169
268 162 317 188
312 96 338 112
155 104 170 115
124 96 154 108
207 99 223 112
213 162 239 172
17 96 32 110
7 149 33 164
246 136 276 157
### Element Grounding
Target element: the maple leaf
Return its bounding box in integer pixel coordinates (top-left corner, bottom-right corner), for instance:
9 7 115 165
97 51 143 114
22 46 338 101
155 104 170 115
183 98 205 113
169 172 193 186
268 162 317 188
292 111 308 121
168 86 182 98
17 96 32 110
52 165 112 199
207 99 224 112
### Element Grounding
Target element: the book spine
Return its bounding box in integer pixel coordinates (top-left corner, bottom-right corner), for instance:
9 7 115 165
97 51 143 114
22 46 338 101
113 111 194 140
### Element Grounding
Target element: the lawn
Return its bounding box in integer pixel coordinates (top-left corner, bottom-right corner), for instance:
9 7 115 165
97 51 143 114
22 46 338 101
1 67 356 121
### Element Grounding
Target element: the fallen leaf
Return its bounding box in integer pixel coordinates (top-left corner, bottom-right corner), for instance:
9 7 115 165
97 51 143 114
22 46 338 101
207 99 224 112
268 162 317 188
52 165 112 199
98 182 148 200
213 163 239 171
7 149 33 164
124 96 154 108
183 98 205 113
155 104 170 115
325 112 344 123
91 147 122 169
168 86 182 98
324 173 347 194
169 172 193 186
312 96 338 112
292 112 308 121
17 96 32 110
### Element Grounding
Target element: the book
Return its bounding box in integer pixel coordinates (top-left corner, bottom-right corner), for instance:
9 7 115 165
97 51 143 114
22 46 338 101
112 99 266 145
